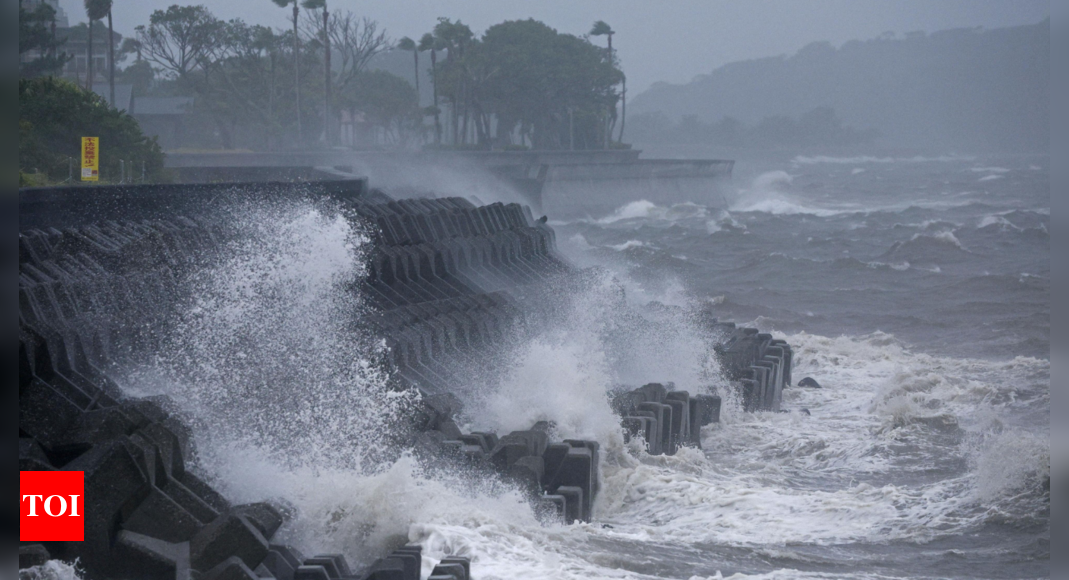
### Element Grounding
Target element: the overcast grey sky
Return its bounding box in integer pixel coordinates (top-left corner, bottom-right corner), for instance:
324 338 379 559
61 0 1050 94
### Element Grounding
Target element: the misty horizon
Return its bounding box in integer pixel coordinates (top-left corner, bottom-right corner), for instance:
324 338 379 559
54 0 1049 95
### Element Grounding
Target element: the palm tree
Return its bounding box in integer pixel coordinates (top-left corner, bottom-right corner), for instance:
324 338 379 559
271 0 302 142
301 0 330 144
589 20 614 55
107 3 115 107
84 0 110 91
397 36 419 96
590 20 615 148
419 32 440 145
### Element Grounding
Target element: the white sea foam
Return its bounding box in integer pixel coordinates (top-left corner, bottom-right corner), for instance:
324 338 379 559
706 210 747 234
968 166 1010 173
19 560 83 580
731 171 847 217
598 200 660 223
596 200 709 225
930 230 965 249
791 154 974 165
977 215 1022 230
900 230 966 251
973 430 1049 502
567 233 596 251
608 240 649 251
583 329 1048 553
129 201 416 470
731 198 843 216
977 174 1004 182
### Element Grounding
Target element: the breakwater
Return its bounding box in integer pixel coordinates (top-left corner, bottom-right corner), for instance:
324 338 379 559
161 150 734 216
19 180 791 579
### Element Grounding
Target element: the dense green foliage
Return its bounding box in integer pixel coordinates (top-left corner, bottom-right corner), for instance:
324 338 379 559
427 18 623 149
131 4 388 149
338 69 420 145
19 77 166 182
41 3 625 152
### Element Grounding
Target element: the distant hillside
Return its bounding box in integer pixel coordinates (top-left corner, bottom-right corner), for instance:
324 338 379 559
628 20 1049 152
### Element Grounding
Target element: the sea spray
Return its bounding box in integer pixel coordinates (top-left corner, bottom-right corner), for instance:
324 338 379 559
116 199 433 564
137 199 417 470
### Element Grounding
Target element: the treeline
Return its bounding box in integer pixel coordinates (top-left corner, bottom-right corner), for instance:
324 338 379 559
21 2 628 153
412 18 624 150
121 4 394 150
26 2 627 152
20 77 167 185
628 106 878 149
20 2 164 185
123 9 624 151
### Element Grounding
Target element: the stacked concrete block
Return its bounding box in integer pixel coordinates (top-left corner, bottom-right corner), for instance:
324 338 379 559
414 394 601 525
19 326 309 580
19 180 799 579
349 195 572 400
711 323 793 412
612 383 722 454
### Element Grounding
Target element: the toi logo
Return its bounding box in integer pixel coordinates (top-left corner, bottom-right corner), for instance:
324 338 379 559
20 471 84 541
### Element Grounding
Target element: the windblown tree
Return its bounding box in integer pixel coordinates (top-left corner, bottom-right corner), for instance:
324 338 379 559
413 18 621 150
107 2 116 106
589 20 618 147
135 5 221 80
84 0 111 89
301 8 388 145
271 0 303 141
136 5 253 147
201 22 293 149
476 19 623 149
300 0 331 143
19 2 71 78
418 32 443 144
426 18 476 146
396 36 419 95
339 69 419 146
589 20 613 54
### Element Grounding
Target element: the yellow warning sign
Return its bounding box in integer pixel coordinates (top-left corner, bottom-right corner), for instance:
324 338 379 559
81 137 99 181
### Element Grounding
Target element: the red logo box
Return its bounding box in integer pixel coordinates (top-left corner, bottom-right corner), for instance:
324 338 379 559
20 471 84 541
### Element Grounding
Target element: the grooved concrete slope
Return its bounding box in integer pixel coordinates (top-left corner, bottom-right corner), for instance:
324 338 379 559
18 180 792 579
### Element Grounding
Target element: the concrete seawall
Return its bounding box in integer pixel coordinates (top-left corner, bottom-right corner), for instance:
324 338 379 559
19 180 789 579
161 150 734 217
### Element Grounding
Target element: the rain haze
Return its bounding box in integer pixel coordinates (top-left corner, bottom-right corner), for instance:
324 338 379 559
60 0 1050 93
18 1 1051 579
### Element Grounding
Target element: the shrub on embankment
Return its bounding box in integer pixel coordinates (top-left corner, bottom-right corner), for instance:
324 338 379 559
19 77 167 184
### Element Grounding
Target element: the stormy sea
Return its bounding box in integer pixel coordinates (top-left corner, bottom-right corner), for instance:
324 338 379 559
102 152 1049 580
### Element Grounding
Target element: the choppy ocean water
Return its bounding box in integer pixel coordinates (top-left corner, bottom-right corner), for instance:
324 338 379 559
112 153 1048 580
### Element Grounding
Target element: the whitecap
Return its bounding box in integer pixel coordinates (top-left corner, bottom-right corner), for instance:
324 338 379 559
791 154 974 165
977 215 1021 230
608 240 648 251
